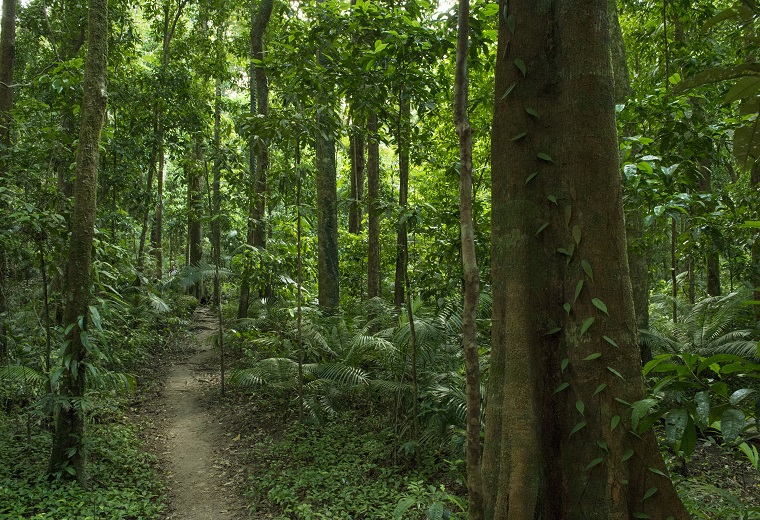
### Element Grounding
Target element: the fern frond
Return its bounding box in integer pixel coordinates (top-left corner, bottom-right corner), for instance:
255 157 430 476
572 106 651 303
303 362 369 386
0 365 45 388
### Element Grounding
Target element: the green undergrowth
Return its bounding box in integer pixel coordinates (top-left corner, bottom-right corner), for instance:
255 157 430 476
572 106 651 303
0 418 165 519
245 412 467 519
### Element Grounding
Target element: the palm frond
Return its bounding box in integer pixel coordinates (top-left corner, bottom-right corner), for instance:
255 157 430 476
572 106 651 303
0 365 45 388
302 362 369 386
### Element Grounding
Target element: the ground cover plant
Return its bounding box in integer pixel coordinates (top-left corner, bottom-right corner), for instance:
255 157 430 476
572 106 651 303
0 419 165 519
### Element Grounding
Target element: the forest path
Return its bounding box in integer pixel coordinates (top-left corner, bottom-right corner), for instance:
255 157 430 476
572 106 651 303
157 305 246 519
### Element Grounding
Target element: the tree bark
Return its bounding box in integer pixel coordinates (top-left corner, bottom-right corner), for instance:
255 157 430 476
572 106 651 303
367 112 381 301
238 0 273 318
453 0 482 515
48 0 108 480
349 126 365 234
0 0 15 157
187 137 204 298
394 96 410 308
482 1 688 517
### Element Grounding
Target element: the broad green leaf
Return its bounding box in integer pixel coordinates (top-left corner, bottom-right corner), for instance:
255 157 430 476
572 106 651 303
725 76 760 104
480 3 499 16
525 107 540 118
648 467 668 478
631 398 658 431
570 421 587 437
593 383 607 396
547 194 557 204
729 388 755 406
694 391 710 428
682 417 697 457
721 408 746 443
603 336 619 348
583 352 602 361
597 439 608 451
664 408 688 448
622 448 634 461
611 415 621 431
580 317 595 335
561 358 569 372
536 222 549 235
576 401 585 415
563 303 571 315
553 382 569 394
592 298 609 315
565 205 572 226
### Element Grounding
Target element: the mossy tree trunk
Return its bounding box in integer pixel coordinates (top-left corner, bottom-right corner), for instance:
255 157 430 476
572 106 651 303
481 1 689 517
48 0 107 481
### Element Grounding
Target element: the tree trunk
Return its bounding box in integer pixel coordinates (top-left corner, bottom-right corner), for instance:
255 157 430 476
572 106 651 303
0 0 15 367
394 96 410 308
315 16 340 311
349 127 365 234
453 0 482 515
367 112 381 301
753 164 760 322
0 0 15 157
238 0 273 318
48 0 108 480
187 137 204 298
481 1 688 517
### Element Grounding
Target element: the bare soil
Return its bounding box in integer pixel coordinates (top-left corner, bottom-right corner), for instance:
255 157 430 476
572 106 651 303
137 306 249 519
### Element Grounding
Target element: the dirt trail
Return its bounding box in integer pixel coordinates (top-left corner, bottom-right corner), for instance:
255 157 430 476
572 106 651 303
158 306 244 519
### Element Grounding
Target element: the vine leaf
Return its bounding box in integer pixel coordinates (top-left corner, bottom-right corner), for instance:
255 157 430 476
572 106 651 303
547 194 557 205
585 457 604 470
501 82 517 100
592 298 609 315
561 358 569 372
580 317 595 335
511 132 528 141
574 280 583 303
633 513 652 519
563 303 571 315
507 14 516 34
648 467 668 478
538 152 553 162
570 421 587 437
545 326 561 335
603 335 619 348
514 59 527 76
581 259 593 281
597 439 608 452
535 222 549 235
525 107 540 118
576 401 585 415
564 205 572 226
607 366 625 380
622 448 634 461
611 415 621 431
593 383 607 396
642 486 658 501
583 352 602 361
553 382 569 394
572 225 582 245
524 171 539 185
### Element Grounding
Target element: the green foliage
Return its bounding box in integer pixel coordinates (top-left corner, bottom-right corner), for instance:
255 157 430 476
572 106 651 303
633 352 760 460
0 420 165 518
246 415 465 519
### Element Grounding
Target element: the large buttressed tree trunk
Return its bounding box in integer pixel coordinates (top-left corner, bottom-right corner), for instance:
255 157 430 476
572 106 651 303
482 1 688 518
49 0 108 480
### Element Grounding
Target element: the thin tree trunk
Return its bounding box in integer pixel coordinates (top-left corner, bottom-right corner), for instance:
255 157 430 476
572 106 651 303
188 137 204 298
394 96 410 309
753 164 760 321
349 127 365 234
0 0 15 162
367 113 381 301
453 0 483 514
671 217 678 322
49 0 108 479
296 135 304 422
